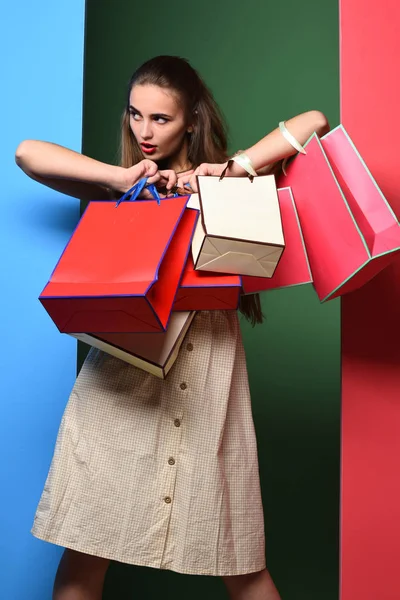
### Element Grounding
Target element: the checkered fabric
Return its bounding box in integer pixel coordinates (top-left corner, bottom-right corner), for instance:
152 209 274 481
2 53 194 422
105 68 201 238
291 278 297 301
32 311 266 576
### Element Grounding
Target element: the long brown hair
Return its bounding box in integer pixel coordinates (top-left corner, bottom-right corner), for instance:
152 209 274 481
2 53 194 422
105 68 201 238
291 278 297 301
120 55 264 326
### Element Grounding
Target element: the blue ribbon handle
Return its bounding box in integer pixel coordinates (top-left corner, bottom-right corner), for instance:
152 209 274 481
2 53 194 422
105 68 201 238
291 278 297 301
115 177 165 207
115 176 182 207
115 177 148 207
146 183 161 204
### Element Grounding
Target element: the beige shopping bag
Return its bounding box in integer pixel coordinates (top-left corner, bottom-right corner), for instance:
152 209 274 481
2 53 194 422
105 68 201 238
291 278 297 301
70 311 196 379
191 175 285 277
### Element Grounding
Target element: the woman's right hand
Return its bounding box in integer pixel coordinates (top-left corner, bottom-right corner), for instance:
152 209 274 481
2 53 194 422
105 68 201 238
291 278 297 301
115 160 178 196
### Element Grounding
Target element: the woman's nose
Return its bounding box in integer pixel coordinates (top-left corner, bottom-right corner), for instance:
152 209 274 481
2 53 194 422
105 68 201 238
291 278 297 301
141 120 153 140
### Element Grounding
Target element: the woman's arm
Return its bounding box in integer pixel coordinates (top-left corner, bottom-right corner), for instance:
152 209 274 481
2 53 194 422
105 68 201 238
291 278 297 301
180 110 330 190
15 140 178 201
15 140 127 200
235 110 329 174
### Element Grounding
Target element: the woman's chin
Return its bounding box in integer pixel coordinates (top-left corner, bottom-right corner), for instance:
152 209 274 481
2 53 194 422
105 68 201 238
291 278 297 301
143 150 167 163
141 149 158 159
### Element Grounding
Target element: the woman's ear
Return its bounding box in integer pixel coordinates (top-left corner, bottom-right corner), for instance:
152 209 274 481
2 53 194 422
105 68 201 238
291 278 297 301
187 108 198 133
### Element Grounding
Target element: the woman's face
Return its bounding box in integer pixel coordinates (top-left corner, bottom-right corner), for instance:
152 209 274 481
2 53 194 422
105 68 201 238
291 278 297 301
129 84 190 164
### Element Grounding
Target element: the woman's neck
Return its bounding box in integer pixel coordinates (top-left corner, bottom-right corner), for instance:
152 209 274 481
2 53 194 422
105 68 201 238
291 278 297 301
165 137 192 173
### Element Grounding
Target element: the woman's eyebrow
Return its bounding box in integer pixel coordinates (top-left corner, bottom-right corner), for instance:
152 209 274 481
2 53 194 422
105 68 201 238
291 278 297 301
129 105 172 119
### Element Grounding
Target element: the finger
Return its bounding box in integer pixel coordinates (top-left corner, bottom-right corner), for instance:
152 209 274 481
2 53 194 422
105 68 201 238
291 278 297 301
158 169 178 191
128 160 158 187
176 179 192 194
138 188 168 200
178 168 194 179
141 159 159 177
188 173 199 193
195 163 213 176
146 172 162 185
177 171 194 187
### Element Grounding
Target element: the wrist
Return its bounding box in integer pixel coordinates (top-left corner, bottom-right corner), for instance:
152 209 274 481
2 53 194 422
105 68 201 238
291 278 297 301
228 151 258 177
103 165 126 192
227 161 247 177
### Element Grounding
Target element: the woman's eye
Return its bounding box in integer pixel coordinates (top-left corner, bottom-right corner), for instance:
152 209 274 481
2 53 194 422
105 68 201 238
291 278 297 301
154 117 168 124
129 112 141 121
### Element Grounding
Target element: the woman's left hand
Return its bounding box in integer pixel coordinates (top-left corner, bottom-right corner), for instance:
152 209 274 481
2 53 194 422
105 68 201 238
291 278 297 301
175 169 194 193
178 162 228 193
138 168 179 199
178 161 248 193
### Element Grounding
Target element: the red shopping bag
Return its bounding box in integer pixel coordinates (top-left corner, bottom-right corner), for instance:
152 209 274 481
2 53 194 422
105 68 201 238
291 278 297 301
173 254 241 311
321 125 400 256
277 127 400 301
40 196 197 333
241 187 312 294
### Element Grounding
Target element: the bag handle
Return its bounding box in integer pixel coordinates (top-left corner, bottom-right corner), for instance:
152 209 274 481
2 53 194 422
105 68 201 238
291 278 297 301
279 121 307 176
219 154 257 183
115 177 162 208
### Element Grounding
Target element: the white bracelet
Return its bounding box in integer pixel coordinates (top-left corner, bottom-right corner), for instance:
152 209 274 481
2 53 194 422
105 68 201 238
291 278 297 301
279 121 307 155
231 153 258 177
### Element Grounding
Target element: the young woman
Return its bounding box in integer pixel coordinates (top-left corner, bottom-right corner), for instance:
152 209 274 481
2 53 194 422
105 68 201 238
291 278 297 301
16 55 329 600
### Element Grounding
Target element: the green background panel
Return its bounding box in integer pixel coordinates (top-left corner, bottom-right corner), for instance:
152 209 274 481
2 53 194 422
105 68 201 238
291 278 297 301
82 1 340 598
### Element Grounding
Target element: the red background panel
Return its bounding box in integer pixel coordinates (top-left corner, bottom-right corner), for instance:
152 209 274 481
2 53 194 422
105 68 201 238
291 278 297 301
341 1 400 599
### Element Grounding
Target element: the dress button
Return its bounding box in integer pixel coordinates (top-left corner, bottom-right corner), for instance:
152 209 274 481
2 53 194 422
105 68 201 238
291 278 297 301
168 457 176 466
164 496 172 504
180 382 187 390
186 343 194 352
174 418 181 427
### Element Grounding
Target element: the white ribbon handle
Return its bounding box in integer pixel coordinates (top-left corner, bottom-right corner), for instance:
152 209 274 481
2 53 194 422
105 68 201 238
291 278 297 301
231 153 258 177
279 121 307 155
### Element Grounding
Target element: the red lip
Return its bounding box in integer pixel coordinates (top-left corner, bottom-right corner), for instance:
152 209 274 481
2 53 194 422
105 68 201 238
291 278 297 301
141 143 157 155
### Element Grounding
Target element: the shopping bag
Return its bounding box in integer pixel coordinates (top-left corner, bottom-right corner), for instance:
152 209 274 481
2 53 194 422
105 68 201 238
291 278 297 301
70 311 196 379
40 188 197 333
191 175 285 277
241 187 313 294
321 125 400 256
277 127 400 301
173 254 241 310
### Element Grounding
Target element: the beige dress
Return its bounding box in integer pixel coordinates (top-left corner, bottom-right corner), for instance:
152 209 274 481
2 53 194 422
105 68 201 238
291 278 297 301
32 310 266 576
